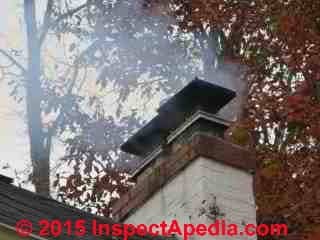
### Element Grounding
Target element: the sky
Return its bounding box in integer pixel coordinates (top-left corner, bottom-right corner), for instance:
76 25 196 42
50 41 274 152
0 0 161 190
0 1 31 182
0 1 66 189
0 0 241 192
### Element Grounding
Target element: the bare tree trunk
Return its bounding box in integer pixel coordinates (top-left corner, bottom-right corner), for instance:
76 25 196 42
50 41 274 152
24 0 50 196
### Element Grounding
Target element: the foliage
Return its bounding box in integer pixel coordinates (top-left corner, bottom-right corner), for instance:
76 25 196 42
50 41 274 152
49 0 217 215
151 0 320 239
2 1 320 238
1 0 225 216
49 0 242 215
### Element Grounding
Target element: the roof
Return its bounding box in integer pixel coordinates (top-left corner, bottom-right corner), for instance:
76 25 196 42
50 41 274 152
121 78 236 156
0 175 13 184
0 178 172 240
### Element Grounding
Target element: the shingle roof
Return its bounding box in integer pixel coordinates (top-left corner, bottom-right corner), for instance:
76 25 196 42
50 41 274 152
0 178 172 240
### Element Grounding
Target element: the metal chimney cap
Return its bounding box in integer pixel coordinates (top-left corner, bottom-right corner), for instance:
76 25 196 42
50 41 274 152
121 78 236 156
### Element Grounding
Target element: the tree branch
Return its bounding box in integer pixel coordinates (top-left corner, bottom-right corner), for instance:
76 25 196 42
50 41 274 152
39 0 54 46
0 49 26 74
40 1 89 45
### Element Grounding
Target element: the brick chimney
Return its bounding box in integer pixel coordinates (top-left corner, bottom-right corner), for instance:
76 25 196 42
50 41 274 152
112 78 256 239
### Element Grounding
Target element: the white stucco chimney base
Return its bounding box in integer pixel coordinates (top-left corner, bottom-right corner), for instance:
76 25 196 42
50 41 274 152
124 156 256 240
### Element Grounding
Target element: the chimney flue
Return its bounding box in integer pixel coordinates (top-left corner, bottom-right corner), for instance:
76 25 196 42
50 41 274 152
121 78 236 180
